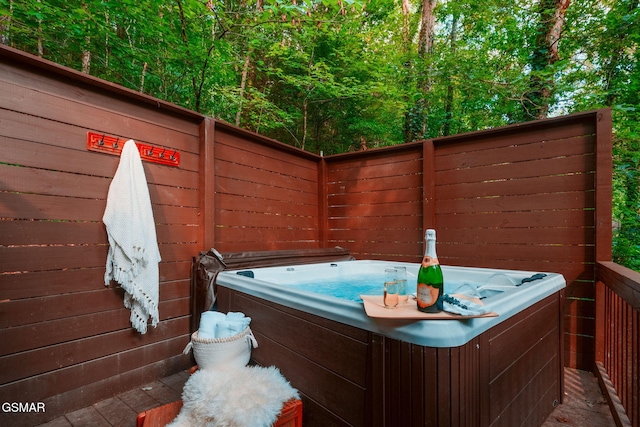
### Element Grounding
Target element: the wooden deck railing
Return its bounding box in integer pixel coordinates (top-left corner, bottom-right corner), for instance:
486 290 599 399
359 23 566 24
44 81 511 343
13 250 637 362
595 261 640 427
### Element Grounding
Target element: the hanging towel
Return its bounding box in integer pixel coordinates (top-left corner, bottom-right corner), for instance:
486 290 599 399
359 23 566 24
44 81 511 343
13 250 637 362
103 139 161 334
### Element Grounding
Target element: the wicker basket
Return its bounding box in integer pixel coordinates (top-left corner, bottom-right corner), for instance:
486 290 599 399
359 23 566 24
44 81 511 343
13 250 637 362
186 327 258 371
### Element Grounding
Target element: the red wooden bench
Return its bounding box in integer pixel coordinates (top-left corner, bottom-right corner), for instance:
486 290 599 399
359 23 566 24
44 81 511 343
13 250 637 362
136 398 302 427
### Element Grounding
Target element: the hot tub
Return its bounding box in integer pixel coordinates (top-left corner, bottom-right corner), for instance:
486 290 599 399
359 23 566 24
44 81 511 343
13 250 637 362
214 259 566 427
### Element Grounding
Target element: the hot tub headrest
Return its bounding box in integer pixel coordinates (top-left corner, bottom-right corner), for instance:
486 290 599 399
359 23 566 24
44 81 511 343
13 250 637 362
219 247 353 269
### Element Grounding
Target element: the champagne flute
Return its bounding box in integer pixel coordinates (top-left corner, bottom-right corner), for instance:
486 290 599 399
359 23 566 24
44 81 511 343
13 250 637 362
383 268 399 308
395 266 408 304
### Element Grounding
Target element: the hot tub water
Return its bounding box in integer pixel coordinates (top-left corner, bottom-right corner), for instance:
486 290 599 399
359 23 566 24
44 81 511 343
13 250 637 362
237 260 529 303
253 271 507 302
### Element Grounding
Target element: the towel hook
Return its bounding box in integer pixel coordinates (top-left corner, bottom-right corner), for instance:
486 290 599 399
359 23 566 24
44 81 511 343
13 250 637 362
87 132 180 167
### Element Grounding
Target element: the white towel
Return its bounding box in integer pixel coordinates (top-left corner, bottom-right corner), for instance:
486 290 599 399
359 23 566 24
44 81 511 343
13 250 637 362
103 139 161 334
442 294 492 316
198 311 252 339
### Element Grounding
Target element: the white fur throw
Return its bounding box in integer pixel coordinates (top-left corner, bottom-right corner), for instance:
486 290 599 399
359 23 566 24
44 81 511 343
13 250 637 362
167 366 299 427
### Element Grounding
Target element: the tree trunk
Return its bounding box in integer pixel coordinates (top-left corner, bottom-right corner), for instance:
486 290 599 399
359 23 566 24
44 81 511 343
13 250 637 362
176 0 202 112
140 62 147 92
81 2 90 73
104 10 109 69
524 0 571 120
36 0 43 57
0 0 12 46
442 13 458 136
235 0 263 126
418 0 436 57
301 97 308 151
81 47 91 73
402 0 411 47
414 0 437 139
402 0 412 142
235 51 252 126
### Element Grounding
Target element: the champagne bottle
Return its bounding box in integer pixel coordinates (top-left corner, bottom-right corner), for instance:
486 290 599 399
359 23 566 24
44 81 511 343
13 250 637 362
416 229 443 313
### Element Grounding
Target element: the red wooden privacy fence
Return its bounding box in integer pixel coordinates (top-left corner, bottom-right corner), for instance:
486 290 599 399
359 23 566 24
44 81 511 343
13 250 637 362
596 262 640 427
0 44 636 426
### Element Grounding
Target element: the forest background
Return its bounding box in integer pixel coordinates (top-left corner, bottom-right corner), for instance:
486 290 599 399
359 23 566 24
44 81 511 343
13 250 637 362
1 0 638 270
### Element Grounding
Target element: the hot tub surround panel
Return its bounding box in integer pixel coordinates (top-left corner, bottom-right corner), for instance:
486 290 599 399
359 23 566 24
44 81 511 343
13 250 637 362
216 286 371 426
217 285 564 427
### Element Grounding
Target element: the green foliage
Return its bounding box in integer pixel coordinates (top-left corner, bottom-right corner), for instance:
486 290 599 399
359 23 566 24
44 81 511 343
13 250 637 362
613 155 640 271
1 0 638 269
612 107 640 271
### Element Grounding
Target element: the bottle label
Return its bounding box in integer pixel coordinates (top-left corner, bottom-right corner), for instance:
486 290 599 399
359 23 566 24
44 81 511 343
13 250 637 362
416 283 439 308
421 256 439 268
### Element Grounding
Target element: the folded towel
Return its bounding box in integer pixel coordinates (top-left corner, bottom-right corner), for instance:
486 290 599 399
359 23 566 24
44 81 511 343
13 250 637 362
225 312 247 322
442 294 492 316
103 140 161 334
198 311 226 339
220 311 251 338
198 311 252 339
216 314 251 338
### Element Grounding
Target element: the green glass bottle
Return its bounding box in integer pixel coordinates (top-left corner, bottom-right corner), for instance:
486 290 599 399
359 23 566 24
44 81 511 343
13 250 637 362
416 229 443 313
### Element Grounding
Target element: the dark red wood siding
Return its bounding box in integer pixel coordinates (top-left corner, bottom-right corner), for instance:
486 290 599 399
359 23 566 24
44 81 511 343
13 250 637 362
432 112 610 369
211 124 322 252
325 145 425 261
0 46 199 425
